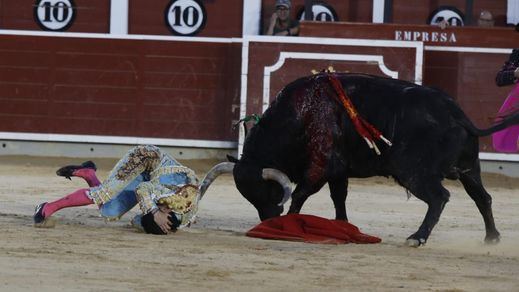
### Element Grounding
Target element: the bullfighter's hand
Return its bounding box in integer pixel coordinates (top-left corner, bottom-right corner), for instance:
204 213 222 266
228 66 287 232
153 210 172 234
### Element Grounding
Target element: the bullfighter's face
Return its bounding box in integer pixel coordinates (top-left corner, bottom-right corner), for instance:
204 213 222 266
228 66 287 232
232 162 284 221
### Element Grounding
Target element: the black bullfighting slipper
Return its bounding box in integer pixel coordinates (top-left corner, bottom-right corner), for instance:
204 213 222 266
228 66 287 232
33 202 55 228
56 160 97 180
33 202 47 224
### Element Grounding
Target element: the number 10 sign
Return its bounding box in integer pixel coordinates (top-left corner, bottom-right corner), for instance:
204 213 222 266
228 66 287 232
165 0 207 36
34 0 76 31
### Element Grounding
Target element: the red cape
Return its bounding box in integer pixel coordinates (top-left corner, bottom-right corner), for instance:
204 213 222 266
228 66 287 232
246 214 381 244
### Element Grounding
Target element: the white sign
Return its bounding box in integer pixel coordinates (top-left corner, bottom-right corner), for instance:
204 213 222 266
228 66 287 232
165 0 207 36
298 4 338 22
428 6 464 26
395 30 457 43
34 0 75 31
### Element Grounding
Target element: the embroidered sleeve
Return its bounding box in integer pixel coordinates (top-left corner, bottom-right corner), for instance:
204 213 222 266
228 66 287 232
496 49 519 87
135 182 158 214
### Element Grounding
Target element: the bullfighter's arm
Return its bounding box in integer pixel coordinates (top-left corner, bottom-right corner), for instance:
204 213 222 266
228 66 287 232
135 182 159 214
135 182 189 215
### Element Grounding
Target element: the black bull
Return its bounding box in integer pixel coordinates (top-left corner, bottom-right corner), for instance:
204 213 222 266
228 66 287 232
202 73 519 246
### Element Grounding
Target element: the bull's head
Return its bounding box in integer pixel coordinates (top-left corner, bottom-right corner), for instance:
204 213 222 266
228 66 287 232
198 159 292 221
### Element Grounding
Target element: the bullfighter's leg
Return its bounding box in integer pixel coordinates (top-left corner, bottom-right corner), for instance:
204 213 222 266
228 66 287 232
403 178 450 247
98 189 139 221
88 145 159 209
56 160 100 187
35 145 159 226
34 188 94 227
458 166 500 244
328 179 349 221
73 168 101 187
288 180 326 214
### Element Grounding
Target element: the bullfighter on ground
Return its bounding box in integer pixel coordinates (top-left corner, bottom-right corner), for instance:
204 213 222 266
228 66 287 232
33 145 230 234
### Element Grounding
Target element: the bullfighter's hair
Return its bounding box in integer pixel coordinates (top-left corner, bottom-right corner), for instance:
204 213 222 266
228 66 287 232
141 211 181 235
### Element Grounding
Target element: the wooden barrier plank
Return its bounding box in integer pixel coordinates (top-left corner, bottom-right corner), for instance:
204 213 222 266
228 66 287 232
0 34 239 141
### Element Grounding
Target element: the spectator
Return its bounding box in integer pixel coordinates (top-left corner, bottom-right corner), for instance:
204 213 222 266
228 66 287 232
435 10 495 29
437 19 449 30
477 10 495 27
265 0 300 36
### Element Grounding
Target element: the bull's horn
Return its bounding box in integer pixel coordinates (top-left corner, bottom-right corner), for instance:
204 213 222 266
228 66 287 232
262 168 292 206
198 162 235 200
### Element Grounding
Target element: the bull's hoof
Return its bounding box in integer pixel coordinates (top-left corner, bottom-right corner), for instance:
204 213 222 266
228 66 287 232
406 238 426 247
484 234 501 245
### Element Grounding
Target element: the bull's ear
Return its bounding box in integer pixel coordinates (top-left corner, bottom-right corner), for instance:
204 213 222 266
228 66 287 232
227 155 239 163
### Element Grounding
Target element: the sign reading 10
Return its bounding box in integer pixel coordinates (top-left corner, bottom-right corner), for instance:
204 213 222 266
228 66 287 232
34 0 76 31
165 0 207 36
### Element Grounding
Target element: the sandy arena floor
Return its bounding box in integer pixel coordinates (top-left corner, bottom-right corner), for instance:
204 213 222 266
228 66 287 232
0 156 518 291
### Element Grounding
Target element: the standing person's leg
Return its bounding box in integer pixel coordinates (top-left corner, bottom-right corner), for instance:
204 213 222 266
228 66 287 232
492 84 519 152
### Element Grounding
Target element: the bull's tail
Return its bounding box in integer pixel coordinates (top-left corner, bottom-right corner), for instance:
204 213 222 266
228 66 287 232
460 109 519 136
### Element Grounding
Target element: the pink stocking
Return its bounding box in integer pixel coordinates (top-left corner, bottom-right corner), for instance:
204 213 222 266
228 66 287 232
73 169 101 187
42 188 94 218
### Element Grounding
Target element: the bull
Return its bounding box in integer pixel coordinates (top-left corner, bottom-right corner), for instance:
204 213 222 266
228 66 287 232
202 72 519 246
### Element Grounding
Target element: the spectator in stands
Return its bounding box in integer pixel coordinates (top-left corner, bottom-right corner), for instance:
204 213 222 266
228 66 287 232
435 10 495 29
437 19 449 30
477 10 495 27
265 0 300 36
492 49 519 152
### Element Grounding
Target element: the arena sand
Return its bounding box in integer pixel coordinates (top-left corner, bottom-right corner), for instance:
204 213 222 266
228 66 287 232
0 156 518 291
